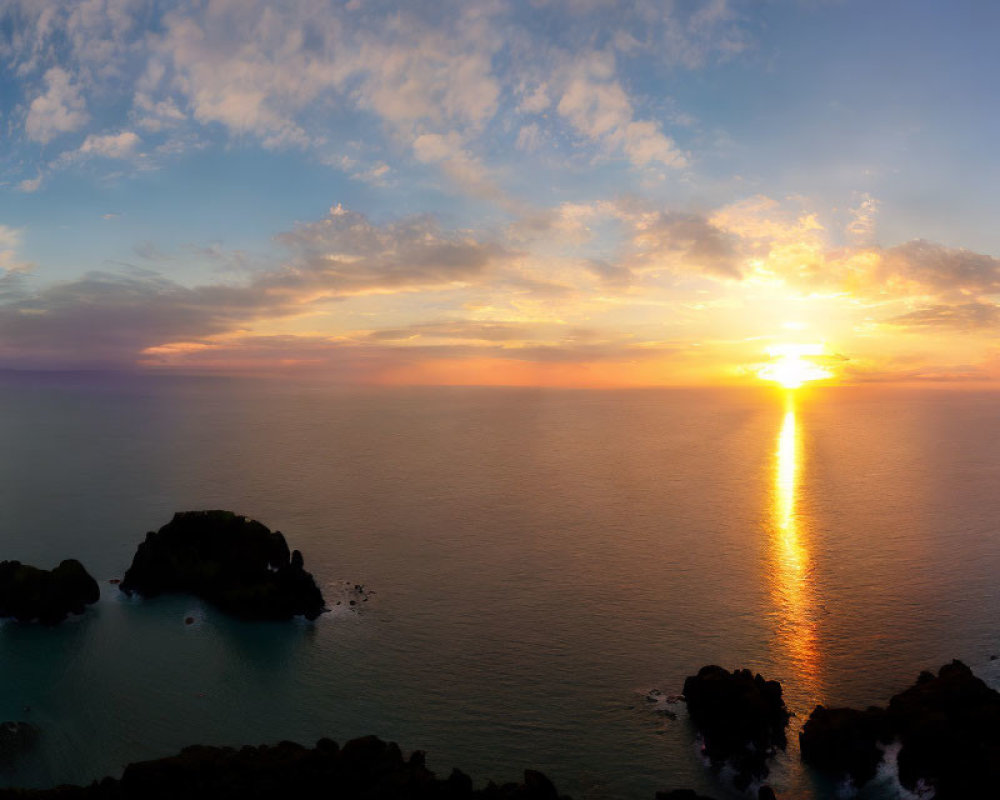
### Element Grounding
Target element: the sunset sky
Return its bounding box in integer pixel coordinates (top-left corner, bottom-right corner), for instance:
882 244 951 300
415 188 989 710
1 0 998 385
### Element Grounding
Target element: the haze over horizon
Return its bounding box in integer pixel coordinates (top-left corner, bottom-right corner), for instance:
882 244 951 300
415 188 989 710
1 0 998 386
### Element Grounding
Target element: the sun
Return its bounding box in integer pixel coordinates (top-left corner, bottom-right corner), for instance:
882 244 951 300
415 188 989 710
758 344 833 389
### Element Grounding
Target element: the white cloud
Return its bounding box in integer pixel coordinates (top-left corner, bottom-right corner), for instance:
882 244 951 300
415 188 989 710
555 58 687 169
25 66 89 143
79 130 140 159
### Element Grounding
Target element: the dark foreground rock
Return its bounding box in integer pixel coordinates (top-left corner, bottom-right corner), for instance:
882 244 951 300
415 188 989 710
682 666 790 791
119 511 325 621
800 660 1000 799
0 560 99 625
0 735 575 800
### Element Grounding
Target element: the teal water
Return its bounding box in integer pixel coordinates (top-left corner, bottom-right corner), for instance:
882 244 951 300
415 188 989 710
1 374 999 799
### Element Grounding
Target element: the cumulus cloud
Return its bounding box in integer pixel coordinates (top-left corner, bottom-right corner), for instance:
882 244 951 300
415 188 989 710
555 57 687 169
25 66 88 143
2 0 739 197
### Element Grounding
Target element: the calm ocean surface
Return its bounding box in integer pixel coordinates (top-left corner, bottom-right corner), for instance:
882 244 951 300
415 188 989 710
1 374 998 799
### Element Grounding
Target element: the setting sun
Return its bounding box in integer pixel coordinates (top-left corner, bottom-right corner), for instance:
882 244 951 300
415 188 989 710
758 344 834 389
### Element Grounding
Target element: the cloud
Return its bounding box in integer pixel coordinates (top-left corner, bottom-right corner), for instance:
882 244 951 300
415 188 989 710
18 176 43 193
874 240 1000 299
79 130 140 158
846 192 878 245
0 225 30 275
555 58 687 169
0 206 514 368
366 321 529 343
631 211 741 278
886 302 1000 330
1 0 744 199
269 204 511 298
25 66 89 143
515 122 542 153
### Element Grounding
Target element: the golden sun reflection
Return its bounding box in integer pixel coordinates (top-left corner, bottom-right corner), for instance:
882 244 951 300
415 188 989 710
758 344 833 389
770 394 823 702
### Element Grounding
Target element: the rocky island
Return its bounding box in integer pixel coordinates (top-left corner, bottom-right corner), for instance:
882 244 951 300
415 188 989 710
800 659 1000 799
682 665 790 793
0 559 99 625
119 511 326 621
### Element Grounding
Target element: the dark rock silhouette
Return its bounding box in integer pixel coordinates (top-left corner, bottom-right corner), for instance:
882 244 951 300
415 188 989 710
0 721 38 761
798 705 890 787
800 660 1000 798
0 735 576 800
655 792 718 800
682 666 790 791
119 511 325 621
0 559 99 625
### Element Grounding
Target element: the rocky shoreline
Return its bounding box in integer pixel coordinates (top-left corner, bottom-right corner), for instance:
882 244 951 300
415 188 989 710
2 512 998 798
0 734 747 800
3 659 997 799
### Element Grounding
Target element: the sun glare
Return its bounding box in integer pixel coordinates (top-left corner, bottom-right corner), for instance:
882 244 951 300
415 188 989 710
758 344 833 389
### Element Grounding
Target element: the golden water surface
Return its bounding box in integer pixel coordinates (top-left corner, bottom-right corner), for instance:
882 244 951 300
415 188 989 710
771 392 823 704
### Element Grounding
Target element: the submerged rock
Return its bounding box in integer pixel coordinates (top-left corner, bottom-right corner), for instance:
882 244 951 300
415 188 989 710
682 666 790 791
0 559 99 625
800 660 1000 799
119 511 325 621
0 735 574 800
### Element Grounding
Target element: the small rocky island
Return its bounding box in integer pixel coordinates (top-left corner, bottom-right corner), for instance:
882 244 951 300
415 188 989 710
0 559 99 625
119 511 326 621
682 665 790 793
800 659 1000 799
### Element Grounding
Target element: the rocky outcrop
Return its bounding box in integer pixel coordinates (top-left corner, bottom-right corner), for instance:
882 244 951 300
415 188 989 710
0 559 99 625
800 660 1000 798
682 666 790 791
0 735 574 800
119 511 325 621
798 705 890 787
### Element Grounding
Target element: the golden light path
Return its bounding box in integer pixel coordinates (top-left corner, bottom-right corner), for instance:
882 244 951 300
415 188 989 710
770 392 823 704
758 344 833 389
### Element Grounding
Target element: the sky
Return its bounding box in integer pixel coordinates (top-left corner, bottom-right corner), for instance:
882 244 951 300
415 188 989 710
0 0 998 386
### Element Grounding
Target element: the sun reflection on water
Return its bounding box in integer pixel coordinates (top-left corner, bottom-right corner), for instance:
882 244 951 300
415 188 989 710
771 392 823 704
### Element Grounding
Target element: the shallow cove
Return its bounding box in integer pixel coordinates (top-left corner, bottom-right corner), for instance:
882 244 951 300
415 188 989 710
1 374 999 799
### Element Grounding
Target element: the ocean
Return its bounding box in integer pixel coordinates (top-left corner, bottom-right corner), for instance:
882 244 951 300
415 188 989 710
1 373 998 799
